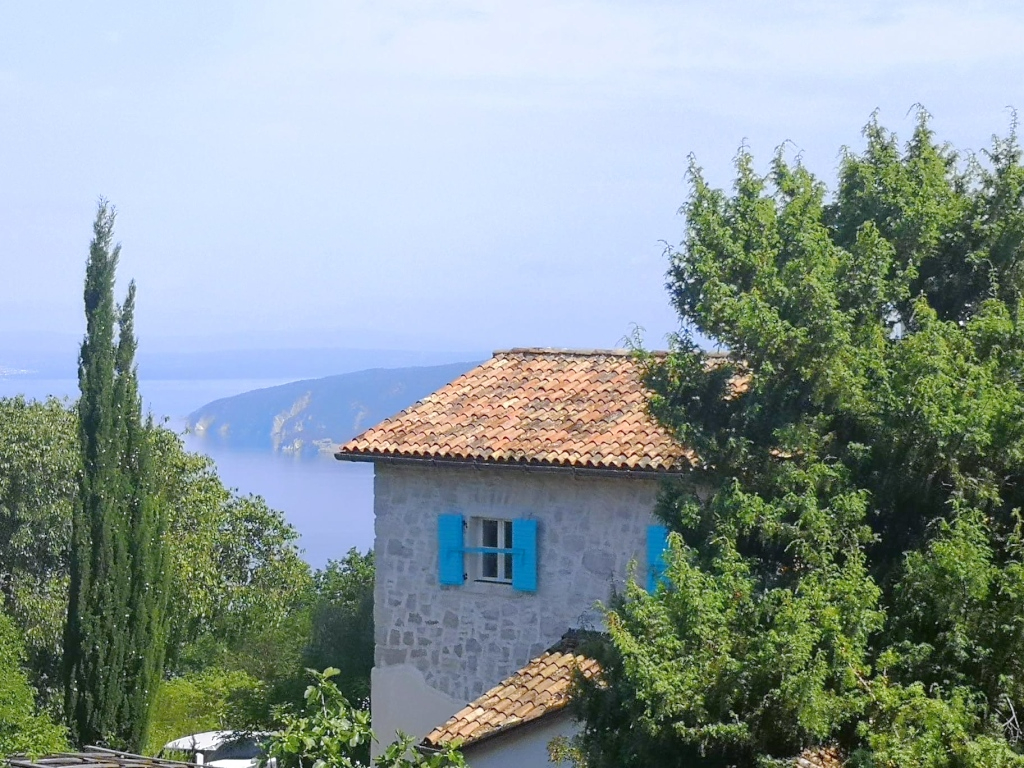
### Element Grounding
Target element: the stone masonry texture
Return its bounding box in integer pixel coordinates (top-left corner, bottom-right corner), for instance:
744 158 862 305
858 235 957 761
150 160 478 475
373 462 664 703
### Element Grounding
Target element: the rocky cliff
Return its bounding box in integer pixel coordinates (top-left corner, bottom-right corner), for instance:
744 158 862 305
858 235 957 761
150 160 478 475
186 361 480 455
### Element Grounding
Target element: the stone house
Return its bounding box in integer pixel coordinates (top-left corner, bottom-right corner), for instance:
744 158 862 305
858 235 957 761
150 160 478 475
334 348 700 752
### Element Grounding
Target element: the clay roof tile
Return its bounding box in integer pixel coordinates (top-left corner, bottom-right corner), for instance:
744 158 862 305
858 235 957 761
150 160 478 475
336 349 706 473
422 633 598 749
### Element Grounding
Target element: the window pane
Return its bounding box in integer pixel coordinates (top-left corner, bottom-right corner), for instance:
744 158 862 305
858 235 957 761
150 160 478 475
504 521 513 548
505 552 514 581
482 552 498 579
482 520 499 548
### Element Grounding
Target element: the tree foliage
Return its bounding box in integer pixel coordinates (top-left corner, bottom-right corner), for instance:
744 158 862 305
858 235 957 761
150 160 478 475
144 668 264 755
0 602 67 757
571 113 1024 767
265 668 464 768
0 395 312 718
117 282 173 750
303 549 375 706
0 396 77 706
2 208 367 753
65 200 140 747
197 549 375 732
63 200 171 749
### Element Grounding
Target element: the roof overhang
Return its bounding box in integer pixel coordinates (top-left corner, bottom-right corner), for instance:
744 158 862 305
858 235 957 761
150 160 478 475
334 452 694 480
418 707 573 756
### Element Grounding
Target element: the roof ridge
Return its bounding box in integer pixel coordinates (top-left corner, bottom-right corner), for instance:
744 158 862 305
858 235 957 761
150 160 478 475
493 347 644 357
492 347 730 359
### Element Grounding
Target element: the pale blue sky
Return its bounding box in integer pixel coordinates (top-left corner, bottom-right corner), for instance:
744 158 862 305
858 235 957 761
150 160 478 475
2 1 1023 354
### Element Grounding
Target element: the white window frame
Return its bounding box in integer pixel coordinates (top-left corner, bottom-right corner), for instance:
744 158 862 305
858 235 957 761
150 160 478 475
470 517 515 584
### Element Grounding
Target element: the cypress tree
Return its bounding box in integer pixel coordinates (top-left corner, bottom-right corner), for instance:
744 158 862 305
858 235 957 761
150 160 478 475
114 282 170 750
64 201 169 749
65 201 128 746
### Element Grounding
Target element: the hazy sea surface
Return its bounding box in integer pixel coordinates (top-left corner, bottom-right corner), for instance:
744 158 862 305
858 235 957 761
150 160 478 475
0 376 374 568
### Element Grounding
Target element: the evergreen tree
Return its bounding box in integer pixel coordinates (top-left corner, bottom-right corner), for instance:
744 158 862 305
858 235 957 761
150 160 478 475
114 282 170 750
64 201 169 749
570 113 1024 766
65 201 129 746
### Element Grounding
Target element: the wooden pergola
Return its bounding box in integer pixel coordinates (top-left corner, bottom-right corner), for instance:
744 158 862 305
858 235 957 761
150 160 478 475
6 747 199 768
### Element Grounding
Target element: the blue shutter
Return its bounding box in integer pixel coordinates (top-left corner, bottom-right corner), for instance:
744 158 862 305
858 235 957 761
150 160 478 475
438 514 465 586
647 524 670 593
512 518 538 593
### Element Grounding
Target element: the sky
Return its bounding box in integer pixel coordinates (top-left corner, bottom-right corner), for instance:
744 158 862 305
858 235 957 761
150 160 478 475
3 1 1024 356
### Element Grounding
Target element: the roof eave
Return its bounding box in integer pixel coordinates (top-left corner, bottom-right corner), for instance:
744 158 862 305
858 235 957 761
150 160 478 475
422 704 572 753
334 451 695 479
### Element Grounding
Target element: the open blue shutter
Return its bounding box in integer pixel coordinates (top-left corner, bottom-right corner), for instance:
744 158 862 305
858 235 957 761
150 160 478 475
438 514 465 586
512 518 538 593
647 524 670 593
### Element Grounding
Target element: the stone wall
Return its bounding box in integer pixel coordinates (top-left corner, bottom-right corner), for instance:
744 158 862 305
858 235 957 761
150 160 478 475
372 461 664 723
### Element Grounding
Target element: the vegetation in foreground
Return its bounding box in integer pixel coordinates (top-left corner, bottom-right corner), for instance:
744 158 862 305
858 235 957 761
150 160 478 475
266 668 464 768
0 203 375 758
64 200 171 749
0 610 66 757
569 112 1024 767
1 395 376 759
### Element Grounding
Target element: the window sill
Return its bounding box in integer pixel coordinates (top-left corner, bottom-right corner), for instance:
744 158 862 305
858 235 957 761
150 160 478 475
458 579 518 596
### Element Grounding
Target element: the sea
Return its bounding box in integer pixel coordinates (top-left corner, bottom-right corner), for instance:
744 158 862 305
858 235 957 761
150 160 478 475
0 376 374 569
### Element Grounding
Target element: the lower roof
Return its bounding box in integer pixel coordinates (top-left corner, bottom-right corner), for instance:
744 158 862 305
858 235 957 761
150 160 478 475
422 630 599 749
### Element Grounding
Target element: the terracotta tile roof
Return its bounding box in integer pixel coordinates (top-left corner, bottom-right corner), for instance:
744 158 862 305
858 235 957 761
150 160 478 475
335 348 697 472
423 632 600 749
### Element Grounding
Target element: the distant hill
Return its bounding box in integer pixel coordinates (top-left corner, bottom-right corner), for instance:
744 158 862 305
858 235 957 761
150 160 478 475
0 339 485 381
185 361 481 455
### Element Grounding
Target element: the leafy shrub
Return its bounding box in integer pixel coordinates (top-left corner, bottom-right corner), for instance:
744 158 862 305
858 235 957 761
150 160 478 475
144 668 264 755
0 609 66 757
266 668 464 768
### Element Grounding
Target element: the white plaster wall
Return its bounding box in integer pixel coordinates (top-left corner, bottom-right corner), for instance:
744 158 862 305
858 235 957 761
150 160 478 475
463 712 578 768
371 664 463 748
371 462 666 745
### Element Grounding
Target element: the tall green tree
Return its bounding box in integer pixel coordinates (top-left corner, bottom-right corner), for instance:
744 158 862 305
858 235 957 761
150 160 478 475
0 391 312 731
0 397 311 715
0 396 77 708
113 282 171 750
303 549 374 706
65 200 128 746
570 113 1024 767
64 201 169 749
